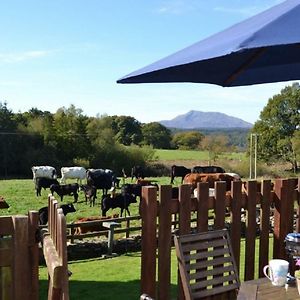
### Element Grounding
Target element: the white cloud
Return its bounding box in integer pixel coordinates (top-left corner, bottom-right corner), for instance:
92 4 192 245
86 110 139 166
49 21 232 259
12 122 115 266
0 50 52 63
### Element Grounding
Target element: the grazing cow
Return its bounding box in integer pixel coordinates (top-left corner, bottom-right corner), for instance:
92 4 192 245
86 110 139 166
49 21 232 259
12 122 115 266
86 169 117 195
80 184 97 207
131 165 144 180
35 177 59 197
101 193 137 216
32 166 57 181
74 214 119 235
60 166 87 184
38 203 76 225
50 183 79 202
170 165 191 184
183 173 237 191
191 165 225 174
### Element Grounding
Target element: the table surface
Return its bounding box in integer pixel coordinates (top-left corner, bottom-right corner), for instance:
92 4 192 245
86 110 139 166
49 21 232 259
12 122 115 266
237 277 300 300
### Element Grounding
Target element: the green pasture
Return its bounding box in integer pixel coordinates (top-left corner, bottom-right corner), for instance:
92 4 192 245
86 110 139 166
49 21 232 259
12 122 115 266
154 149 246 161
0 178 172 221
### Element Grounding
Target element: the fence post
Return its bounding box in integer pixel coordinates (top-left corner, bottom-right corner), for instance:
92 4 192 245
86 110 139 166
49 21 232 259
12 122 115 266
157 185 172 300
28 211 39 300
230 180 242 274
214 181 226 229
259 180 272 277
12 216 29 300
178 184 192 300
273 179 294 259
244 180 257 281
140 186 157 299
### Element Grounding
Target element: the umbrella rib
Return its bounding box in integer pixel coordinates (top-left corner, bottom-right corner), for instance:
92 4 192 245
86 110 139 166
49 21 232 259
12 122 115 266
223 48 266 86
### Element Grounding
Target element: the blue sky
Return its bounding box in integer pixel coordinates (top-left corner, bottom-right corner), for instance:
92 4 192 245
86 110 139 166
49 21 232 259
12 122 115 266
0 0 295 124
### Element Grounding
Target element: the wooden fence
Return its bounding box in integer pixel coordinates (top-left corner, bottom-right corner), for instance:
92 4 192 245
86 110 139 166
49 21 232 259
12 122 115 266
140 178 300 300
0 211 39 300
66 215 141 243
0 195 69 300
42 195 69 300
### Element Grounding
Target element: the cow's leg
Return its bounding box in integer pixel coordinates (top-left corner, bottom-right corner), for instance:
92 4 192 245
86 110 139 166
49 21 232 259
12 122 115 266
126 207 130 216
74 192 78 203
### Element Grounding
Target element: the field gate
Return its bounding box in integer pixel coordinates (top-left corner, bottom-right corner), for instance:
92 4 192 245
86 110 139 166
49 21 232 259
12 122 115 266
0 195 69 300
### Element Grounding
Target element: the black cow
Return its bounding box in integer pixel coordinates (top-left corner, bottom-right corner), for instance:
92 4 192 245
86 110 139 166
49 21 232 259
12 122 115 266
50 183 79 202
101 193 137 217
80 184 97 207
121 183 142 199
38 203 76 225
191 165 225 174
170 165 191 184
86 169 116 195
35 177 59 197
131 165 144 180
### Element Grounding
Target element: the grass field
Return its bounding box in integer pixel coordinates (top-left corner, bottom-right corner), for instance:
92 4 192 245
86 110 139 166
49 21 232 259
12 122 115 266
1 178 275 300
154 148 246 161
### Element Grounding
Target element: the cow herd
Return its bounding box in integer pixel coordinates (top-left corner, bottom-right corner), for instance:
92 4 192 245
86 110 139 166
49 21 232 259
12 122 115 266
32 164 241 229
32 165 154 225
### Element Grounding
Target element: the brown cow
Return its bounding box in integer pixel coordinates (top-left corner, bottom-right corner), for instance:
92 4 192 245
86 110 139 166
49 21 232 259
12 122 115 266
183 173 237 191
74 214 119 235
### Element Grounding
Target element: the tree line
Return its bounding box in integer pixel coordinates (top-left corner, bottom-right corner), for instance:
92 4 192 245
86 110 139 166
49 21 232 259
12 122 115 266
1 82 298 178
0 103 247 178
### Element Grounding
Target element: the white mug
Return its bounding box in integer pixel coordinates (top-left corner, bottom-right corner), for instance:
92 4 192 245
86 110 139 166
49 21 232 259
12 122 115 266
263 259 289 286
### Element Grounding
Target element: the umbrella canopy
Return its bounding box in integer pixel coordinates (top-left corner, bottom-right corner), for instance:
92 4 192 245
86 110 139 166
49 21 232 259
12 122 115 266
117 0 300 87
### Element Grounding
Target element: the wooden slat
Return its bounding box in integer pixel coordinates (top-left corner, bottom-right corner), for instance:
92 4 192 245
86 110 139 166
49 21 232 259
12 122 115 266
178 185 192 300
157 185 172 300
0 248 12 267
191 274 239 290
28 211 39 300
214 181 226 229
196 182 209 232
140 186 157 299
189 265 235 280
0 217 13 235
244 180 257 280
259 180 271 277
230 180 242 273
12 215 29 300
273 179 294 260
185 256 233 271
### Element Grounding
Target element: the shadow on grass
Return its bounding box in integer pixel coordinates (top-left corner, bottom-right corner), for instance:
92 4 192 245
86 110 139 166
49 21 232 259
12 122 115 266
39 279 178 300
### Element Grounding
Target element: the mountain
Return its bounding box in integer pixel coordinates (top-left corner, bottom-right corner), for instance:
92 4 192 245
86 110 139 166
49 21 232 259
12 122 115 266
159 110 253 129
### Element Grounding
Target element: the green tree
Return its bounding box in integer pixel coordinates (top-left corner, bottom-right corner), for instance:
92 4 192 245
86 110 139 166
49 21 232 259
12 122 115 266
200 135 229 163
172 131 204 150
111 115 142 145
252 83 300 172
52 105 90 164
141 122 171 149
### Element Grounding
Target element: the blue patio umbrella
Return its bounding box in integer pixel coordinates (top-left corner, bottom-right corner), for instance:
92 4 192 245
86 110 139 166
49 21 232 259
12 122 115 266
117 0 300 87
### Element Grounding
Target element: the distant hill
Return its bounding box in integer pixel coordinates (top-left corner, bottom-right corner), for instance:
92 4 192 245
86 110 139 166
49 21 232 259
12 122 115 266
159 110 253 129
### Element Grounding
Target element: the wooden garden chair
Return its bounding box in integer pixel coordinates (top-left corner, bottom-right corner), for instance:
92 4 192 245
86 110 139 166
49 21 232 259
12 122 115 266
174 229 240 300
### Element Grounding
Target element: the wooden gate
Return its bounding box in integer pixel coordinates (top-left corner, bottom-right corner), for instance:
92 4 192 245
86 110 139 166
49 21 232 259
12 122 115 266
42 195 69 300
0 194 69 300
0 212 39 300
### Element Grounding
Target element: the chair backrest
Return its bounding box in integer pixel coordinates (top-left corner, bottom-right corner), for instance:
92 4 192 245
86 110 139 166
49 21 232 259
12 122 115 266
174 229 240 300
